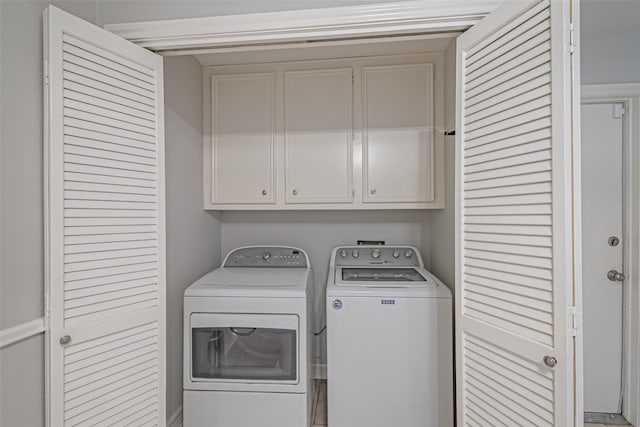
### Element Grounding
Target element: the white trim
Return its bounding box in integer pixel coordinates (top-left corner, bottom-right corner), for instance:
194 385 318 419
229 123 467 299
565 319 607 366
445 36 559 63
0 317 46 349
167 406 183 427
103 0 500 54
581 83 640 427
313 363 327 380
581 83 640 98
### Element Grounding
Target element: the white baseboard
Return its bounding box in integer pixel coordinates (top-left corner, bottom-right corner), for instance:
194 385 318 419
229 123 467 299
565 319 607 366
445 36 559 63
313 363 327 380
168 405 183 427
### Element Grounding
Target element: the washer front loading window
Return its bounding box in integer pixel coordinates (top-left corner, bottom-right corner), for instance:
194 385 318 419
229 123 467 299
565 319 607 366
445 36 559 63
326 245 453 427
183 246 313 427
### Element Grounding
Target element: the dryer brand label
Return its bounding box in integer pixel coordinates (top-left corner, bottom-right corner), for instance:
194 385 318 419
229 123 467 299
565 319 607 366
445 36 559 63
381 299 396 305
332 299 343 310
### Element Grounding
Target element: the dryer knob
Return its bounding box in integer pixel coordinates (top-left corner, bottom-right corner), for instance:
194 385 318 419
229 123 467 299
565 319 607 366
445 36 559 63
262 251 272 261
392 250 400 258
352 249 359 258
404 250 413 258
371 248 381 259
340 249 348 258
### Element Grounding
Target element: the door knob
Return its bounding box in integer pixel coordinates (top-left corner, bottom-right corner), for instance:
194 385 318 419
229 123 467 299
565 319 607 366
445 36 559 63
607 269 625 282
59 335 71 345
543 355 557 368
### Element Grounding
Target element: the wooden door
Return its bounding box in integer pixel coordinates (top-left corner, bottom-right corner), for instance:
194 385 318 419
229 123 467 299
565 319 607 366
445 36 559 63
455 0 581 425
44 6 166 426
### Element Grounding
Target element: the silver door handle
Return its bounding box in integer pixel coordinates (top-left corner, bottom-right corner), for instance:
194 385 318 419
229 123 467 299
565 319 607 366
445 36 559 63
607 270 625 282
59 335 71 345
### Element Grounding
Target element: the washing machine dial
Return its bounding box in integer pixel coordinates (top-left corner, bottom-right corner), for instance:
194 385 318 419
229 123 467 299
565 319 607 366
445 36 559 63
371 248 381 259
262 251 272 261
404 250 413 259
392 249 400 258
340 249 348 258
352 249 360 258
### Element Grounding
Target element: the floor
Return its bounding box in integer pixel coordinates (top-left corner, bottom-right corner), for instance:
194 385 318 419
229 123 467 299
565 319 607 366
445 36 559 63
311 382 627 427
311 380 327 426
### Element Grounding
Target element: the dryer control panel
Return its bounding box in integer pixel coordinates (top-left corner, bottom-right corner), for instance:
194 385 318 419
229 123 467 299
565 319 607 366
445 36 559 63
223 246 308 268
333 246 422 267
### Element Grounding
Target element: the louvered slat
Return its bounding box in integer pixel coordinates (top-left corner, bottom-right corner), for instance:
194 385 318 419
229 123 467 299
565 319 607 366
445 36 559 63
466 84 551 125
461 1 554 348
63 88 156 122
64 141 157 166
64 126 156 153
463 333 554 425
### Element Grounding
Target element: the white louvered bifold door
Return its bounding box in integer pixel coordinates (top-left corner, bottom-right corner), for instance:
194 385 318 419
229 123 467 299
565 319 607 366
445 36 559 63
44 6 165 426
455 1 581 426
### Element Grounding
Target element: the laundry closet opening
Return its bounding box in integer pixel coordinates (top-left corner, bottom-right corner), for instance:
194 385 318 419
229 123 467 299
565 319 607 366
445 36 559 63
162 33 460 374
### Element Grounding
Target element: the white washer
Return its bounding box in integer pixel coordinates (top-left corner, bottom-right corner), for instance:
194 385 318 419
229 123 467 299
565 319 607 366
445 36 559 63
183 246 314 427
326 245 453 427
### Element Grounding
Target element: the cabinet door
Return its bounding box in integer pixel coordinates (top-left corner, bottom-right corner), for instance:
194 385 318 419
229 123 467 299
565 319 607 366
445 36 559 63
362 64 434 203
284 69 353 203
211 73 276 204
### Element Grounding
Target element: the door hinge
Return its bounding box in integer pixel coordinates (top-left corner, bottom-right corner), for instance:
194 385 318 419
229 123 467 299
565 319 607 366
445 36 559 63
44 58 49 86
568 23 576 54
613 104 626 119
568 306 580 337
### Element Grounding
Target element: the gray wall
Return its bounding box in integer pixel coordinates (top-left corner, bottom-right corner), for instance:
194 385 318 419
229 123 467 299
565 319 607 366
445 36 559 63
163 55 221 419
428 40 457 291
581 0 640 85
0 3 97 426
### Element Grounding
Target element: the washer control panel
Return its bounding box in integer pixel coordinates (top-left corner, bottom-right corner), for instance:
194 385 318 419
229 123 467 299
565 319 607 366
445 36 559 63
333 246 421 267
223 246 308 267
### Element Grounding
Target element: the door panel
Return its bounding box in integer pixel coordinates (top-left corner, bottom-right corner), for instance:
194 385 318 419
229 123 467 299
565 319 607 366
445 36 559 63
211 73 276 204
581 102 624 413
456 0 579 425
45 6 166 426
284 68 353 203
362 64 435 203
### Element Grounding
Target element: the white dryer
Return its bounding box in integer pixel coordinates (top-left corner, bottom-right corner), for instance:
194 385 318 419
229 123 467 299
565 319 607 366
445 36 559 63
183 246 313 427
326 245 453 427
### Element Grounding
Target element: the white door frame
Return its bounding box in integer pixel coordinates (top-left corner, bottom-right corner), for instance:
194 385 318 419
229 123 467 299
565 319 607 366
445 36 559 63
103 1 500 55
582 83 640 427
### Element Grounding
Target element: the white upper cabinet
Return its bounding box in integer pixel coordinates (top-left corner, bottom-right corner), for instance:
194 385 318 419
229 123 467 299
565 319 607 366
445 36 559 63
363 64 434 203
284 68 353 204
210 73 276 204
204 54 443 210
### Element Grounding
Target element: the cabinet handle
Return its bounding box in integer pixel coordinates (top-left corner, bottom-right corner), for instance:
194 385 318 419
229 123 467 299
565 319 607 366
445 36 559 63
370 188 377 195
261 190 267 196
59 335 71 345
292 189 298 196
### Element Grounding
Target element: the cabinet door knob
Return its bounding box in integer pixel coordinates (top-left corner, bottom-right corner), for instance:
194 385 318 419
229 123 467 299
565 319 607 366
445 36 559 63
261 190 267 196
370 188 376 195
292 189 298 196
59 335 71 345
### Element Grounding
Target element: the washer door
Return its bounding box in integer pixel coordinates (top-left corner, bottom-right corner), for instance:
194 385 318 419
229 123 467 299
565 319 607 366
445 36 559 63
189 313 299 386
